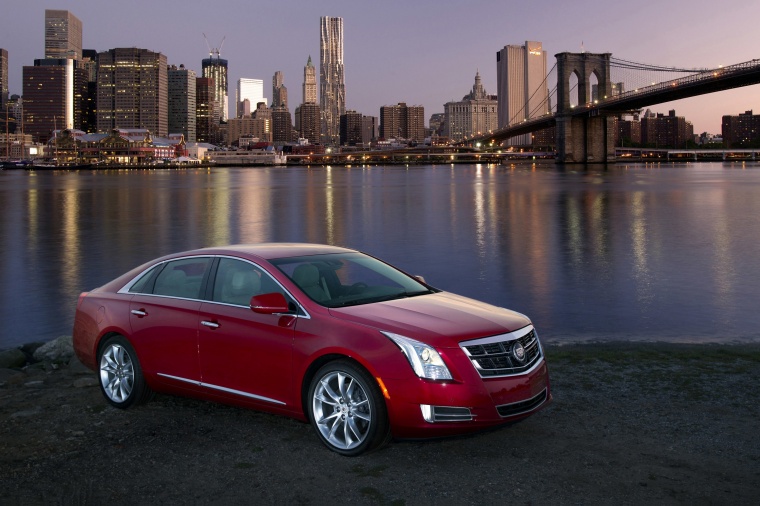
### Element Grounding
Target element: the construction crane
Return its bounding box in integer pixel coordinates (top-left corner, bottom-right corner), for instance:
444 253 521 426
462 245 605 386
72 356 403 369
202 33 226 58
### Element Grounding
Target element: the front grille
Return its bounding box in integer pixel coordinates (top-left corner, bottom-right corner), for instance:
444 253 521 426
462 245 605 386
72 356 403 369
497 388 548 417
460 327 542 378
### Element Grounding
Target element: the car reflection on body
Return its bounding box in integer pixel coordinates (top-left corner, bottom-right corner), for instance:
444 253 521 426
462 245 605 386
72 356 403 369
73 244 551 455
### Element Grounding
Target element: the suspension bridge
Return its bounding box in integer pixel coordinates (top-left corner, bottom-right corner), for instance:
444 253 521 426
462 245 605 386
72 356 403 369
461 53 760 163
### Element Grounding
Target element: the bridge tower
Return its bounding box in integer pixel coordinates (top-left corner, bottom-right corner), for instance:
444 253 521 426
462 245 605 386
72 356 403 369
555 52 616 163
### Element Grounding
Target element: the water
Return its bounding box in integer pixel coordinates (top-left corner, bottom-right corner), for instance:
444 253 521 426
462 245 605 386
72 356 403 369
2 162 759 348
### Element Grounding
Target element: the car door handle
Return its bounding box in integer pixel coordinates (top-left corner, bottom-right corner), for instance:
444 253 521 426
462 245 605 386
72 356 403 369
131 309 147 317
201 320 220 329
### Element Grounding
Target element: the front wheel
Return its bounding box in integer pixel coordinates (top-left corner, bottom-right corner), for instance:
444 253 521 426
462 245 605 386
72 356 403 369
308 360 390 456
98 335 153 409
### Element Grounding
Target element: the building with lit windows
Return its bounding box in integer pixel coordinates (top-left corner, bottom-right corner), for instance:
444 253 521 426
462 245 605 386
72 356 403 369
45 10 82 61
496 41 548 146
96 48 168 136
444 71 498 142
340 110 363 146
23 59 87 143
196 77 217 143
202 56 228 122
169 64 197 142
380 103 425 142
722 110 760 148
320 17 345 145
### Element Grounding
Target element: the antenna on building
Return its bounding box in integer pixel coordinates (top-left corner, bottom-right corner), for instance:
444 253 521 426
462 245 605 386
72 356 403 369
202 33 226 58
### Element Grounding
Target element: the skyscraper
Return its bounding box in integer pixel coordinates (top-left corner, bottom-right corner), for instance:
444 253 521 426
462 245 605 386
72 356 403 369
169 64 197 142
44 10 82 61
23 59 87 142
236 78 265 117
272 71 288 108
202 55 228 122
444 71 498 141
97 48 168 136
496 41 548 146
196 77 216 143
302 56 317 105
319 17 345 146
0 48 8 109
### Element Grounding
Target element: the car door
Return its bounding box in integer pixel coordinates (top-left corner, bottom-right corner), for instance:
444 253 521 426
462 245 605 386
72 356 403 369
128 256 212 386
198 258 297 409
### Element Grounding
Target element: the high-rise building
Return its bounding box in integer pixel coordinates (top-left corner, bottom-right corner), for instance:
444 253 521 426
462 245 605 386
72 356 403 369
271 105 293 143
80 49 98 133
0 48 8 109
340 110 363 146
196 77 217 143
272 71 288 108
202 55 228 122
444 71 498 142
169 64 197 142
362 116 378 145
641 109 693 148
22 59 87 143
380 103 425 142
319 17 345 145
722 110 760 148
236 78 266 117
496 41 548 146
97 48 168 136
45 10 82 61
302 55 317 104
295 103 320 144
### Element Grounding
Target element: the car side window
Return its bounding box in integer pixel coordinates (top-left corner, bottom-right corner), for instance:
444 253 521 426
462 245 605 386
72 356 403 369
212 258 286 307
153 257 211 299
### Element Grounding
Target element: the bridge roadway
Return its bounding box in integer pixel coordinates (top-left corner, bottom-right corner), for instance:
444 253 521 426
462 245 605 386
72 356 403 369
465 58 760 146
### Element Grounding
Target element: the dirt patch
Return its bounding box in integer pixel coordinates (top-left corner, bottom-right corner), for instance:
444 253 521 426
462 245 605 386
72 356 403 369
1 342 759 504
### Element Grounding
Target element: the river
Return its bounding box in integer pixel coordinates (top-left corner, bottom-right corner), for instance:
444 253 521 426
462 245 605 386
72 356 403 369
1 161 759 348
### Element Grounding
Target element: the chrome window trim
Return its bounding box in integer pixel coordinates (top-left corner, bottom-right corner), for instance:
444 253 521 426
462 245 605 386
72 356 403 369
158 373 286 406
117 254 311 319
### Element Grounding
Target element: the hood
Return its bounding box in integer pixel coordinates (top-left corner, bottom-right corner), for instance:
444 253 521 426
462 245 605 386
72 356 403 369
328 292 531 348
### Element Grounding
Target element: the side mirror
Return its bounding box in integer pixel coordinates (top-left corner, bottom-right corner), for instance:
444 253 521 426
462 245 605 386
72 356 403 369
250 292 290 314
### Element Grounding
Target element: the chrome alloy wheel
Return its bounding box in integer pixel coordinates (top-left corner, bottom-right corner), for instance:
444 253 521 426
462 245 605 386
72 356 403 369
312 371 372 450
99 343 135 403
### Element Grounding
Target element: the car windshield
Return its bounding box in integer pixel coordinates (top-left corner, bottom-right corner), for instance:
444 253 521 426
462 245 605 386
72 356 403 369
271 252 435 308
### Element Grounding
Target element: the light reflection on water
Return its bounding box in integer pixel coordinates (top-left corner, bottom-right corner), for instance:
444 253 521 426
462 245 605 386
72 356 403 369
1 162 760 348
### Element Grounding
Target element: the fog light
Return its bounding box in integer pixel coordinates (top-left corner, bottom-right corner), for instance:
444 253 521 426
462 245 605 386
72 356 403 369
420 404 434 423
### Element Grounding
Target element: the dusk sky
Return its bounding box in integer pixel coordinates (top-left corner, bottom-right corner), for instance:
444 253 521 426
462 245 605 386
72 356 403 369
4 0 759 134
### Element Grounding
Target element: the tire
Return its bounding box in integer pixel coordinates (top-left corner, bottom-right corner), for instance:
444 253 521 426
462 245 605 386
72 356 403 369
97 335 153 409
307 360 391 456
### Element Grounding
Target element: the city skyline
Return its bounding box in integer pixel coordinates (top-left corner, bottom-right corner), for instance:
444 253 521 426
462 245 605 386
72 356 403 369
2 0 759 134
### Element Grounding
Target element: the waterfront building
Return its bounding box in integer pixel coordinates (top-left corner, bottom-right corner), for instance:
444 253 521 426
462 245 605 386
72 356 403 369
722 110 760 148
96 48 168 137
641 109 693 148
1 48 8 109
273 71 288 108
169 64 197 142
196 77 217 143
45 10 82 61
428 113 445 137
320 17 345 145
236 78 266 118
22 59 88 143
380 103 425 142
295 102 320 144
227 102 271 144
496 41 548 146
340 110 363 146
617 117 642 146
202 55 228 122
362 116 378 145
302 56 317 105
443 71 498 142
271 105 293 143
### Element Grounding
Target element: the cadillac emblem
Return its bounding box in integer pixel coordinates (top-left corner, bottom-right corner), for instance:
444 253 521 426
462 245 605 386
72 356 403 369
511 342 527 364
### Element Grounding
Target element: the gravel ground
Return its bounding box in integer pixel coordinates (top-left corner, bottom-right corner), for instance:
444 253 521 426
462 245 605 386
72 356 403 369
1 342 759 505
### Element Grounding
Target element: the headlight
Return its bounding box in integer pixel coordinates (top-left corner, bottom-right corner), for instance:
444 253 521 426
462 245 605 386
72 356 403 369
382 332 452 380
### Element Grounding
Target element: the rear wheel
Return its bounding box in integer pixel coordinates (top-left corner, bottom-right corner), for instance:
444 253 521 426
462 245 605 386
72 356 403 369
308 360 391 456
98 335 153 409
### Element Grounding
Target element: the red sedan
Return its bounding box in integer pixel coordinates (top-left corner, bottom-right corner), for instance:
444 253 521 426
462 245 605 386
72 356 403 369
73 244 551 455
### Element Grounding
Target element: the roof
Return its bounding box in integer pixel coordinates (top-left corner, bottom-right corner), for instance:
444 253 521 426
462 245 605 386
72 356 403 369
196 243 355 260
